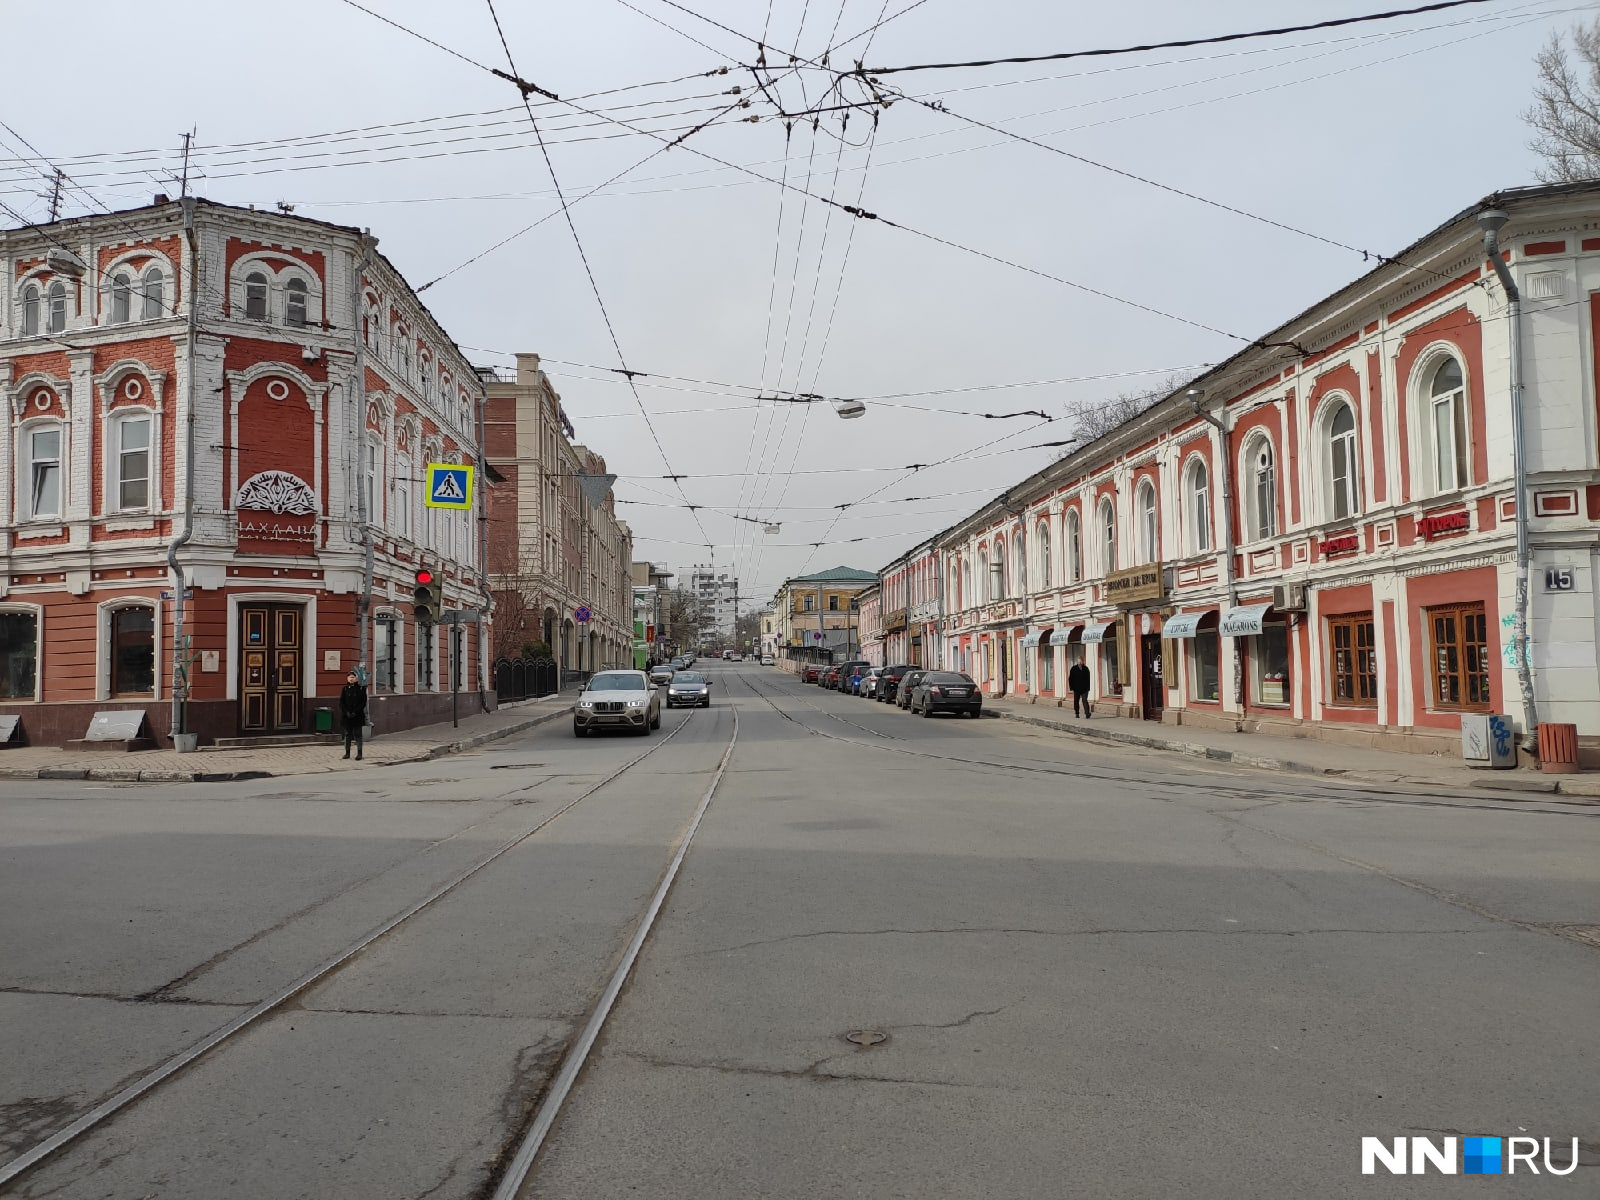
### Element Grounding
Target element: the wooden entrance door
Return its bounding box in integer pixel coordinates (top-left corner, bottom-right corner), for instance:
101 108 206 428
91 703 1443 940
1140 633 1164 721
240 604 303 733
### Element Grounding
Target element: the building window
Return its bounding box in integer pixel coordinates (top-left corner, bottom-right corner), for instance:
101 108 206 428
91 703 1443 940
1328 612 1377 706
416 623 435 690
1189 631 1220 701
47 282 66 334
114 415 151 510
1102 626 1121 694
141 269 164 320
993 542 1007 600
21 284 40 336
364 440 379 523
1099 500 1116 574
1136 481 1157 563
803 595 814 611
1185 459 1210 554
395 456 412 539
1067 510 1081 582
1327 401 1360 521
1039 645 1053 692
1429 357 1469 493
1246 435 1277 541
0 611 39 699
286 278 309 328
1250 621 1290 706
1037 522 1051 589
829 595 839 611
244 272 268 321
110 606 155 696
375 616 397 692
111 273 132 324
1428 602 1490 711
27 425 62 519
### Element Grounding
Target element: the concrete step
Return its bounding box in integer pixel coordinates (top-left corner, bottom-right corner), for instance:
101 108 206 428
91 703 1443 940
207 734 341 750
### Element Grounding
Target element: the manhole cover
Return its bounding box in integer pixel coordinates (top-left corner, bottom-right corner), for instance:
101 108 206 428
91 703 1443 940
491 763 546 770
843 1029 888 1047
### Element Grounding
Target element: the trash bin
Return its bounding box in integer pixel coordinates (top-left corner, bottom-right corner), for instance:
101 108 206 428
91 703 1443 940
1537 722 1579 774
314 707 334 734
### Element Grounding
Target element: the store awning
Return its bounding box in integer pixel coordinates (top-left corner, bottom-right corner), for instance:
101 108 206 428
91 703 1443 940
1048 627 1078 646
1081 620 1117 645
1020 627 1052 648
1220 602 1274 637
1162 611 1211 640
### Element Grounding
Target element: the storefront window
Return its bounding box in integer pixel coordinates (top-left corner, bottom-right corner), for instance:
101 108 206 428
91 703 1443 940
111 607 155 696
1189 632 1219 701
1039 646 1053 692
375 616 397 692
1250 621 1290 706
1428 603 1489 711
0 612 38 699
1102 628 1121 694
416 623 434 691
1328 613 1377 706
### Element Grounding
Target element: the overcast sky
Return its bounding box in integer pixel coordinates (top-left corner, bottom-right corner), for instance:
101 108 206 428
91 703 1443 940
0 0 1581 606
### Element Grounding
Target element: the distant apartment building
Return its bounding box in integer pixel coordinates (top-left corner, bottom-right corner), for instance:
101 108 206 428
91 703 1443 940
689 564 737 647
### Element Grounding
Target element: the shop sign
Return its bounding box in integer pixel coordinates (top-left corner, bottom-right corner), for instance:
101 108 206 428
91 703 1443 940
884 607 908 632
1419 510 1470 541
1319 534 1360 557
1220 601 1274 637
1104 563 1165 606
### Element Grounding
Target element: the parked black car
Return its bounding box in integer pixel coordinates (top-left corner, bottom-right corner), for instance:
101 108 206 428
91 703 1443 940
908 671 983 717
876 664 914 703
831 661 870 692
896 669 929 710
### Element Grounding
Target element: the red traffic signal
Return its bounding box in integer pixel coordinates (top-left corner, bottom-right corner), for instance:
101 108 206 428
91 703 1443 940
414 568 434 586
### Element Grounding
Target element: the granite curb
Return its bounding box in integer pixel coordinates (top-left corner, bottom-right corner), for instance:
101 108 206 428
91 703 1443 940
986 704 1600 802
0 704 571 784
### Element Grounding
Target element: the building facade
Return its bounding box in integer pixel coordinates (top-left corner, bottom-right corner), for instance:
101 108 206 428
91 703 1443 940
917 184 1600 759
855 584 882 666
0 198 488 746
772 566 877 663
879 539 941 668
485 353 633 678
688 564 737 648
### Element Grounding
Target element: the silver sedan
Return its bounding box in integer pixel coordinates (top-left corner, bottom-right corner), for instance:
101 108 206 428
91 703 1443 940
574 670 663 737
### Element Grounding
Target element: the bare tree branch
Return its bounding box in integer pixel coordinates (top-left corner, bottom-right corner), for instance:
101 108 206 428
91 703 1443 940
1524 17 1600 183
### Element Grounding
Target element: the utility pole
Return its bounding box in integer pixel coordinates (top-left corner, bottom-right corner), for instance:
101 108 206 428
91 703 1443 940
46 170 63 221
179 128 194 199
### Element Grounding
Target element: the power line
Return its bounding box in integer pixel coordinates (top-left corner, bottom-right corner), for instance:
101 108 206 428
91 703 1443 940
852 0 1501 74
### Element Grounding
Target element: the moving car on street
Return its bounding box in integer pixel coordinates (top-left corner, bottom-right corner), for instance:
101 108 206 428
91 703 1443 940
574 670 663 736
649 663 676 686
896 669 929 709
760 655 775 666
908 671 982 718
666 671 712 707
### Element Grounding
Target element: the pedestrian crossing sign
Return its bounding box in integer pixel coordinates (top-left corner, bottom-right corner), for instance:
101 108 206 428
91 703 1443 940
424 463 474 509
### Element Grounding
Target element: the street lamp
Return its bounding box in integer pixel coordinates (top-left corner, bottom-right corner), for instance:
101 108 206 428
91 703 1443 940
832 399 866 419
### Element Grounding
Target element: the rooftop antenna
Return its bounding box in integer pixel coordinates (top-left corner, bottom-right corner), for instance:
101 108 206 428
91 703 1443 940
179 127 195 198
46 169 64 221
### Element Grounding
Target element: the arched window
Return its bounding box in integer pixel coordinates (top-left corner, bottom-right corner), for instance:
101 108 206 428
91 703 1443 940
1136 480 1157 563
110 273 132 324
141 269 164 320
46 282 66 334
244 272 268 321
1245 435 1277 541
962 557 972 607
1066 509 1081 582
1327 400 1360 520
1099 498 1116 573
1184 458 1211 554
1428 357 1468 493
1014 529 1026 594
285 278 308 328
110 605 155 696
1037 521 1051 589
24 422 62 519
21 284 40 336
993 541 1007 600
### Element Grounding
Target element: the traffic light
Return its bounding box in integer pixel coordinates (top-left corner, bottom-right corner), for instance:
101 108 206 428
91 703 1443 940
413 567 443 626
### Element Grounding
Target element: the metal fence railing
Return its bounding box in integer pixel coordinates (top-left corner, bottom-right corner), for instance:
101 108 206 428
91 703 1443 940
494 657 559 702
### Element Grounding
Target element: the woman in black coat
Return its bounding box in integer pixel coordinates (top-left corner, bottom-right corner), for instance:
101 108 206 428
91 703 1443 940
340 672 368 760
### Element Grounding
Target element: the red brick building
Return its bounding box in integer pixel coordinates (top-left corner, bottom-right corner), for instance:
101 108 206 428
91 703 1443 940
0 198 488 746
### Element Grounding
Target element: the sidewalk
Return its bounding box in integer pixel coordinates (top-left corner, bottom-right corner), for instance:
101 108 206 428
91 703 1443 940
0 694 575 784
983 694 1600 801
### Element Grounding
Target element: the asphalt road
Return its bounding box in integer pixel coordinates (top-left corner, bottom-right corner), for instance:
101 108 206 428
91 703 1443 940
1 662 1595 1198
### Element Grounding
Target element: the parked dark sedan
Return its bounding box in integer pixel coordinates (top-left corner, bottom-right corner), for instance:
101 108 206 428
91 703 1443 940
896 669 929 710
831 661 870 692
876 664 914 703
909 671 983 717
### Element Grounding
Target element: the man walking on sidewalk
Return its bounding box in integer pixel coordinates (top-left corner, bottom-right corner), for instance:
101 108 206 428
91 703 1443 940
340 671 368 760
1067 659 1092 719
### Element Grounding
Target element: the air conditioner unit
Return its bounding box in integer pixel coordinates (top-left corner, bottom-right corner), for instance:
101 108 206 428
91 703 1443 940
1273 583 1307 612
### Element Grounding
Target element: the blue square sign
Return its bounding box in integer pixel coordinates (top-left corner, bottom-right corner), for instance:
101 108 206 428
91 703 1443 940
424 463 474 509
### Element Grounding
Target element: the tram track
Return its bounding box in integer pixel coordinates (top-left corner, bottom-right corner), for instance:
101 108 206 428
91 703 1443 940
0 699 741 1195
